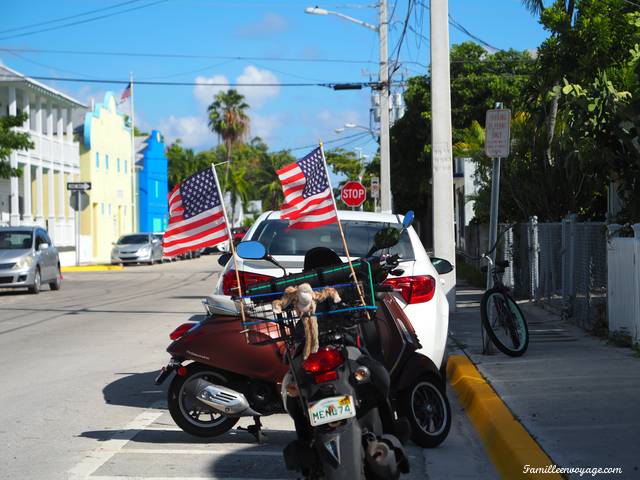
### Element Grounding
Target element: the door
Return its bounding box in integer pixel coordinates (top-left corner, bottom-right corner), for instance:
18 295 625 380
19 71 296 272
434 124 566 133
35 229 53 280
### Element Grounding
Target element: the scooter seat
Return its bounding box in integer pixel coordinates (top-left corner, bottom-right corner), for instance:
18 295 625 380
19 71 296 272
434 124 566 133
202 295 240 316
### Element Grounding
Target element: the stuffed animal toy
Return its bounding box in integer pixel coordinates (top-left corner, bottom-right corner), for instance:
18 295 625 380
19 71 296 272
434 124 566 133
272 283 341 359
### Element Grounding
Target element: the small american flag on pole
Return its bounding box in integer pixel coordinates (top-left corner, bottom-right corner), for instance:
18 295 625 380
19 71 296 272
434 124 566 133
163 167 229 257
277 146 338 229
120 82 132 103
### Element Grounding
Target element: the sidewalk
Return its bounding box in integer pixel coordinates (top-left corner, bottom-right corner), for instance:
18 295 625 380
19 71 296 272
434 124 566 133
448 284 640 480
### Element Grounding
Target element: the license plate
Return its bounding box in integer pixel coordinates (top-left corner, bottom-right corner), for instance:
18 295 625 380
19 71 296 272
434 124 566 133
308 395 356 427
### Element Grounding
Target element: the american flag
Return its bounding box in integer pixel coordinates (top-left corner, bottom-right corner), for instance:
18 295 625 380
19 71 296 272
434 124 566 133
120 82 132 103
277 146 337 229
163 167 229 256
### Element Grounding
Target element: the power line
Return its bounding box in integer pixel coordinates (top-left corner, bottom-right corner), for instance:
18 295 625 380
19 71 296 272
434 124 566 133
288 131 369 152
0 47 384 65
1 73 398 89
0 0 145 35
0 0 169 42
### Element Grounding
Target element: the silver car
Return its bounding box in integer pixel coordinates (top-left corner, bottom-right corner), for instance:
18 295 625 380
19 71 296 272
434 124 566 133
0 226 61 294
111 233 163 265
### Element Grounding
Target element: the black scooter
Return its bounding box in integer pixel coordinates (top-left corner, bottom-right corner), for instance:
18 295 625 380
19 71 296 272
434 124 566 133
235 217 416 479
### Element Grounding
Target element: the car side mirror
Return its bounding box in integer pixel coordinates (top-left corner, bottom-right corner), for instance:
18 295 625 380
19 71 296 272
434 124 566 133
431 257 454 275
38 243 49 251
218 252 233 267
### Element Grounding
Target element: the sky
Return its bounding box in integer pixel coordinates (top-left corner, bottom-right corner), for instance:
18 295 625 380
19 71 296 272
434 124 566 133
1 0 549 162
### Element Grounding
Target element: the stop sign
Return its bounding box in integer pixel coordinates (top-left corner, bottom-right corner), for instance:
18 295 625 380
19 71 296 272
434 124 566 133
341 180 366 207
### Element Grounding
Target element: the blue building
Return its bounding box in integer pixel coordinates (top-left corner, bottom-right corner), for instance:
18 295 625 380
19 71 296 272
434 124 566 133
136 130 168 233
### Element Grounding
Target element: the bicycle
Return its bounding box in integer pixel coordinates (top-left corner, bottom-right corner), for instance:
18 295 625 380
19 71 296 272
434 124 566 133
480 254 529 357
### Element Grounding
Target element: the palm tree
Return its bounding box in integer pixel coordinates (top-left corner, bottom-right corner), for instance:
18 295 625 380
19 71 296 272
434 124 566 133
207 89 250 190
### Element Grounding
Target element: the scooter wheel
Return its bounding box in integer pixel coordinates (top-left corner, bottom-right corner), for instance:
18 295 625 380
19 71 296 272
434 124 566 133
168 363 239 437
399 374 451 448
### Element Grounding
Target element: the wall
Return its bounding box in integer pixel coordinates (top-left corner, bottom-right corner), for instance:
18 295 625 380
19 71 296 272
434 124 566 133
79 92 134 262
137 130 168 233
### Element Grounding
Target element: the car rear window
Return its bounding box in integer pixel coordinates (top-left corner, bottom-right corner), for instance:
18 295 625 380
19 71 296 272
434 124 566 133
0 231 33 250
250 219 414 259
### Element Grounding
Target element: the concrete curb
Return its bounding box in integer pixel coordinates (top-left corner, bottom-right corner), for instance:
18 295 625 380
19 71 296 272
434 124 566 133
61 265 124 272
447 354 563 480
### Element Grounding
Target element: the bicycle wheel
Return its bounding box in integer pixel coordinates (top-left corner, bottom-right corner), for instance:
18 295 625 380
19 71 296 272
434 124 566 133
480 287 529 357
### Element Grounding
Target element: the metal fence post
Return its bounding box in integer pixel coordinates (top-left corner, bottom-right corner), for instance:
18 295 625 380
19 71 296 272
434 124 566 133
502 224 515 289
528 216 540 301
566 214 577 314
633 224 640 345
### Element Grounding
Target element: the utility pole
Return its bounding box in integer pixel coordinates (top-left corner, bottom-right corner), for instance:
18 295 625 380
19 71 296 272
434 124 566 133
430 0 457 310
379 0 392 213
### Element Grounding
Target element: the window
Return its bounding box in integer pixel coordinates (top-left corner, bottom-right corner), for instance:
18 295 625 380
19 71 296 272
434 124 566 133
124 160 128 174
95 152 99 168
0 231 33 250
105 154 109 170
155 180 159 198
117 158 121 173
35 230 47 248
251 220 415 259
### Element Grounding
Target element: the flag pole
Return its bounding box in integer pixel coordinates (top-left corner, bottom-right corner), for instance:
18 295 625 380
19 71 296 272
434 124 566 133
129 72 138 232
210 163 246 324
319 142 370 317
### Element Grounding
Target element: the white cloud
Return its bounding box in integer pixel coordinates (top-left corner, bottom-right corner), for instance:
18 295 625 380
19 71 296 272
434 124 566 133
236 66 280 108
159 115 215 149
193 74 229 108
193 66 279 109
237 13 288 36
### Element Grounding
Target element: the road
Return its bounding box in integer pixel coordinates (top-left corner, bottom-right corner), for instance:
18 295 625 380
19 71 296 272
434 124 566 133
0 256 495 480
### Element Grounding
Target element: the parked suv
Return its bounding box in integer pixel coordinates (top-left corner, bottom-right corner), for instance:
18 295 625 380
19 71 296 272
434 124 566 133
0 226 61 294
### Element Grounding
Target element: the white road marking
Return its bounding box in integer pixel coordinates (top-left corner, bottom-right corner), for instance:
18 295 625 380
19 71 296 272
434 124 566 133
67 403 164 480
117 448 282 456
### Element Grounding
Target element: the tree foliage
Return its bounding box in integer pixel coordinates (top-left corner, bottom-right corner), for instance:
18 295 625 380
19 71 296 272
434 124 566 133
0 113 33 179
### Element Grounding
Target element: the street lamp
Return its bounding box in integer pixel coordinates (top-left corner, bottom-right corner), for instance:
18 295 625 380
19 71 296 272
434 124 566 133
305 2 392 213
335 123 378 137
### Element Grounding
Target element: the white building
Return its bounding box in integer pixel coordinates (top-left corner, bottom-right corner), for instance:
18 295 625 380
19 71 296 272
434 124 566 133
0 65 85 265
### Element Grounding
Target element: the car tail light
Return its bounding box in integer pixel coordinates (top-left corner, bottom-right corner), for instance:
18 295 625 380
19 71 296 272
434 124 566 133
384 275 436 304
170 323 196 340
303 347 344 379
222 270 274 296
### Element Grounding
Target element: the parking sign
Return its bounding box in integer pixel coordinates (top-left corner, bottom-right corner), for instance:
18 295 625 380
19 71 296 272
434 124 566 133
485 109 511 158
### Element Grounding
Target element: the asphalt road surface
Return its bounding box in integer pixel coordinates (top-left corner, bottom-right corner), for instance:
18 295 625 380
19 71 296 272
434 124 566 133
0 256 495 480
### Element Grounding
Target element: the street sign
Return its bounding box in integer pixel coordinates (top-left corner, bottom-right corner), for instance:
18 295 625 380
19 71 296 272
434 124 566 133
67 182 92 191
370 177 380 199
485 109 511 158
341 180 366 207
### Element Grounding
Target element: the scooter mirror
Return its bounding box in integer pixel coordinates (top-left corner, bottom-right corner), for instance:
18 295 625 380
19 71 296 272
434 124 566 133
236 241 267 260
402 210 414 229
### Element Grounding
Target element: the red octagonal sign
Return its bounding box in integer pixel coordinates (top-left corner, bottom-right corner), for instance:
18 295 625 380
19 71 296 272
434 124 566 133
341 180 366 207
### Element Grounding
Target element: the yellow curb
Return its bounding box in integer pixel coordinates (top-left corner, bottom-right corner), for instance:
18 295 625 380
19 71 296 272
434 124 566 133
447 354 563 480
61 265 124 272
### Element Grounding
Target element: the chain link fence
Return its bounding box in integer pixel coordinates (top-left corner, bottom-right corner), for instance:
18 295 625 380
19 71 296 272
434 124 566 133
461 215 608 330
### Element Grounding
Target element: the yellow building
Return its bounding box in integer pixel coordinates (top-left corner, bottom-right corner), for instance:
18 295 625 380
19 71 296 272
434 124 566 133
78 92 133 262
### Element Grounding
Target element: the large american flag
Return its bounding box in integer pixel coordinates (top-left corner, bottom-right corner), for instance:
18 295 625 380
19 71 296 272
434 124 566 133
163 167 229 256
277 146 337 229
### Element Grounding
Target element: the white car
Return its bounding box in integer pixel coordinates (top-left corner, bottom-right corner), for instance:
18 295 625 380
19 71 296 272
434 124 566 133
214 210 451 370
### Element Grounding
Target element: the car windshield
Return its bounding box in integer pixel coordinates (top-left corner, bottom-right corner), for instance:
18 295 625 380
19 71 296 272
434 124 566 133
250 219 414 259
0 231 33 250
117 234 149 245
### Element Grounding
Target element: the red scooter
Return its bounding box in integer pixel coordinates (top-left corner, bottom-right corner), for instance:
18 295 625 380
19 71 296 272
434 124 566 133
156 247 451 447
